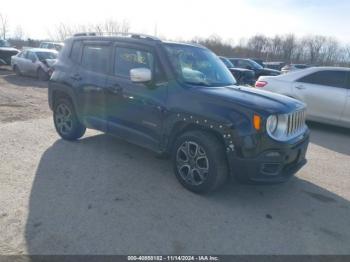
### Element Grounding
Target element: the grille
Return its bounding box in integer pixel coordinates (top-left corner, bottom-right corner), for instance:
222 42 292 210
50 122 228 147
286 110 306 136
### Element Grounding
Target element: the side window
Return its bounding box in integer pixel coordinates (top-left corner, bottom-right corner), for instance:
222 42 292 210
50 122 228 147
81 45 109 74
114 47 153 78
70 41 82 64
298 71 346 88
346 72 350 89
27 52 36 61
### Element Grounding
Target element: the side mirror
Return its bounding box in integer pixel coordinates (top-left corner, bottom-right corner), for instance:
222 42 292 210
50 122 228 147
130 68 152 83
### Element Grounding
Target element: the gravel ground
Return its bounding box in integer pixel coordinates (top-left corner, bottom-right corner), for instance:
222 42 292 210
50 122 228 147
0 70 350 255
0 68 50 123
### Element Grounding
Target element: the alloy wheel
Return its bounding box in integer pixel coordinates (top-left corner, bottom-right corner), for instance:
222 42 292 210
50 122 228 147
176 141 209 186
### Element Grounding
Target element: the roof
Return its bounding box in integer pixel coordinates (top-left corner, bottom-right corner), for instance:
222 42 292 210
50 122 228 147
67 33 207 50
24 48 58 53
41 42 64 45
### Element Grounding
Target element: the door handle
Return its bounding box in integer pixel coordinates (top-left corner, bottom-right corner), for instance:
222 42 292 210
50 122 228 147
107 84 123 94
295 85 306 90
70 73 82 81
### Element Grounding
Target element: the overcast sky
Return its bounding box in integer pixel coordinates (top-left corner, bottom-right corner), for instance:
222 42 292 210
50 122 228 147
2 0 350 43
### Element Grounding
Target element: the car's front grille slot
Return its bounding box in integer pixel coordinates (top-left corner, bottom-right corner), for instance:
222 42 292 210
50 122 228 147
286 110 306 137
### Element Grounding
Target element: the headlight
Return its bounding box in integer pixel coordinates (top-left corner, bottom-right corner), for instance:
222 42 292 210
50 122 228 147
266 115 278 135
266 111 306 141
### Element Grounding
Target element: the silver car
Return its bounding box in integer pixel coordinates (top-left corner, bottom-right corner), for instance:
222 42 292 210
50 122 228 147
255 67 350 128
11 48 58 80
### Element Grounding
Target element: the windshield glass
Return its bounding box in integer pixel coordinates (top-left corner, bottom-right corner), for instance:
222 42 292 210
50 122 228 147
0 40 11 47
248 59 263 70
220 57 234 68
35 52 58 60
164 44 236 86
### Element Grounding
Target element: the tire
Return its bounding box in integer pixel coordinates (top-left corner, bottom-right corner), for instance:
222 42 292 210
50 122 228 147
172 130 228 194
53 98 86 141
37 67 49 81
13 65 21 76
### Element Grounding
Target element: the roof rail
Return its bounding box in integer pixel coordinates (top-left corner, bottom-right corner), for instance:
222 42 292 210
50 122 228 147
72 32 160 41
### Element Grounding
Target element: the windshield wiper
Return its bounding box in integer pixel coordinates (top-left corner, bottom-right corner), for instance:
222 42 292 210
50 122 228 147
184 81 211 86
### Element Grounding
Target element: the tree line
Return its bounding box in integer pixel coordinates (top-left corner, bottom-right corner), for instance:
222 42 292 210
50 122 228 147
193 34 350 67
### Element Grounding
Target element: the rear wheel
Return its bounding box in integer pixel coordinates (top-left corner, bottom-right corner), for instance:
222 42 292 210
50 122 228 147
172 131 228 194
53 98 86 140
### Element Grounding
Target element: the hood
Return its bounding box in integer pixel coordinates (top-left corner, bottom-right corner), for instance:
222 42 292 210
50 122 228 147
0 47 19 53
195 85 305 115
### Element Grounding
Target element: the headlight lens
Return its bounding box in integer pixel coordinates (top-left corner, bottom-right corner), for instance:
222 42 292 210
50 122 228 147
266 115 278 135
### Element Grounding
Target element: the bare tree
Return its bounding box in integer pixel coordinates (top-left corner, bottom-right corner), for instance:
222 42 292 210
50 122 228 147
0 13 9 39
303 35 327 64
12 25 25 40
48 19 131 41
281 34 296 63
247 35 269 58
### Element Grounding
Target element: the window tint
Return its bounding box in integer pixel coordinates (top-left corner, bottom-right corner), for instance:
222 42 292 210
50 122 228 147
346 72 350 89
114 47 153 78
298 70 346 88
81 45 109 74
70 41 82 63
27 52 36 61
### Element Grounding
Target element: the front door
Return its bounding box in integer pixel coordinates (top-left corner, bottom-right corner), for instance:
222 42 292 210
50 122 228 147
105 44 168 151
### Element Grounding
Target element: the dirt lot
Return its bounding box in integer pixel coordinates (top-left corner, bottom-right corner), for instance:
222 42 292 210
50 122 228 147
0 67 50 123
0 68 350 255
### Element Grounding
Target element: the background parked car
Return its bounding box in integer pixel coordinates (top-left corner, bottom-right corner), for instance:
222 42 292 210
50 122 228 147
229 58 281 79
255 67 350 128
11 48 58 80
263 61 286 71
0 39 19 65
281 64 311 74
39 42 64 51
251 58 264 67
219 56 255 86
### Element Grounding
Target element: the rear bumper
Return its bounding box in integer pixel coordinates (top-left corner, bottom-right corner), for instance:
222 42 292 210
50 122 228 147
229 133 309 183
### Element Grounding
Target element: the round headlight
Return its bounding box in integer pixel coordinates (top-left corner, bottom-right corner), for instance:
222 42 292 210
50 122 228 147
266 115 278 134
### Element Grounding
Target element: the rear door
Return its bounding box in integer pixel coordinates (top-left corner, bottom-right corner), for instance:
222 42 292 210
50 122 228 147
26 51 39 76
293 70 347 123
73 41 111 131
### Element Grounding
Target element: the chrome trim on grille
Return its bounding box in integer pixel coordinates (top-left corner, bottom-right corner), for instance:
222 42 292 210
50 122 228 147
267 109 307 141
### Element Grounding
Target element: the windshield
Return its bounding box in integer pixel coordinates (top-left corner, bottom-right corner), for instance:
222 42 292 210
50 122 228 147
35 51 58 60
247 59 264 70
164 44 236 86
220 57 234 68
0 40 11 47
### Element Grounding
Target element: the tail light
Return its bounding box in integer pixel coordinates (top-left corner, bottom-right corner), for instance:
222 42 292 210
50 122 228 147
255 80 268 88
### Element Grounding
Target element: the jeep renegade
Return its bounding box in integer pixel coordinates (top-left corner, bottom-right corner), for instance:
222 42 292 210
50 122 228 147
48 33 309 194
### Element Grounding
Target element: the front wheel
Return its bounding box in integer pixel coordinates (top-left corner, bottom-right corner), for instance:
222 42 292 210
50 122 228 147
13 65 22 76
172 131 228 194
53 98 86 140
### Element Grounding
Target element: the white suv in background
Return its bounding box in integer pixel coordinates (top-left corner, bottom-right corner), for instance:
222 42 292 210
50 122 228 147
255 67 350 128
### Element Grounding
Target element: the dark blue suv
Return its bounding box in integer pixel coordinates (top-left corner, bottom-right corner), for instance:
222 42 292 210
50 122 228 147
48 33 309 193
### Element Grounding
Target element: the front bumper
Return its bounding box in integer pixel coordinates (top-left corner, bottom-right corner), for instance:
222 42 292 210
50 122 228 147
229 133 309 183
